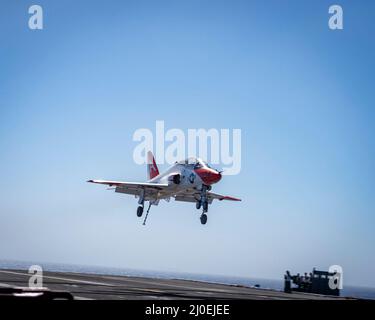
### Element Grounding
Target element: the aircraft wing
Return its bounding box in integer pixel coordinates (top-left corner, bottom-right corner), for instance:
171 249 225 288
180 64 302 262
207 192 242 201
87 180 169 189
174 191 241 204
87 179 169 200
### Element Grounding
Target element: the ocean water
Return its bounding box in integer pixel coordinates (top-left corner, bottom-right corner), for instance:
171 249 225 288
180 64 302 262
0 259 374 300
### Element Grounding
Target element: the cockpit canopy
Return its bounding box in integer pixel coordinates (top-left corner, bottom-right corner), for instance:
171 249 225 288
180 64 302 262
176 157 210 169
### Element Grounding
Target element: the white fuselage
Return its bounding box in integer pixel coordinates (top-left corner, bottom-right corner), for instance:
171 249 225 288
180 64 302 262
148 163 204 200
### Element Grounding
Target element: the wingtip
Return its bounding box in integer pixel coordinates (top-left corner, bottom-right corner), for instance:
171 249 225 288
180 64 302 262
220 196 242 201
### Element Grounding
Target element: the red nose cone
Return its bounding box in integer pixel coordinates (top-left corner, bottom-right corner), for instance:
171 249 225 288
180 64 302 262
214 171 222 183
194 168 222 185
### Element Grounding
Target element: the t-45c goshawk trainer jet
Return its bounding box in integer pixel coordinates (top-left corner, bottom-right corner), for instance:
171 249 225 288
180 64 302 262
87 151 241 225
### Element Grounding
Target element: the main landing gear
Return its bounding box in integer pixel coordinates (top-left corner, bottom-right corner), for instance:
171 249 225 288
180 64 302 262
137 190 145 217
137 205 143 217
136 202 152 225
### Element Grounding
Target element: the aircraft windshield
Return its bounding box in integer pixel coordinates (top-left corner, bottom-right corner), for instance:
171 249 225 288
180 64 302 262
177 158 196 165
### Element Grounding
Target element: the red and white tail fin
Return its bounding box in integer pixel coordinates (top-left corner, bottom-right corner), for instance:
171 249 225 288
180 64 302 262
147 151 159 180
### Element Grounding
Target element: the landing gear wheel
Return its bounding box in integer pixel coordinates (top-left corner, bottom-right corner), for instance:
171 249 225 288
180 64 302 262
137 206 144 217
196 201 201 210
202 201 208 212
200 214 208 225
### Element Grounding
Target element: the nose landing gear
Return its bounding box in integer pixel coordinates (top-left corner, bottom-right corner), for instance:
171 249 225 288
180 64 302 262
202 201 208 212
196 201 201 210
197 185 209 225
200 213 208 225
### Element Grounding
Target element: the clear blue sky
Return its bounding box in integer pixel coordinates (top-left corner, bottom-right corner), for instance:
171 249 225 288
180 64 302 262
1 0 374 287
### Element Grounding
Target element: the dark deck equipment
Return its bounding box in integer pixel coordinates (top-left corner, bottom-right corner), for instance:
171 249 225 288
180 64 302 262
284 269 340 296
